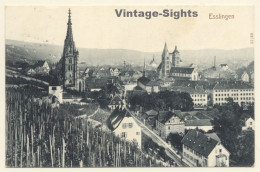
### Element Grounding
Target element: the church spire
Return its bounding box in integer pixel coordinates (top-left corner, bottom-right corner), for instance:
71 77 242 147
63 8 76 55
66 8 73 42
162 42 168 57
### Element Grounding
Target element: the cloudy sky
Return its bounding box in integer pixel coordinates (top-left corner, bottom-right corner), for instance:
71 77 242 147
5 6 253 52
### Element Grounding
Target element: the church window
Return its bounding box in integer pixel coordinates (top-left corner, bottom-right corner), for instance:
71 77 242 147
69 80 72 84
69 58 72 63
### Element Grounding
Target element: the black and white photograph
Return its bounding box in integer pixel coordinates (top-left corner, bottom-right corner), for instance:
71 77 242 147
4 5 255 167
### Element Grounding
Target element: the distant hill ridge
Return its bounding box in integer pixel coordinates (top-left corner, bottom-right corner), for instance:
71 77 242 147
6 39 254 70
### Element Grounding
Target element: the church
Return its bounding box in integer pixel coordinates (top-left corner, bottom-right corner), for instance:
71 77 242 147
56 9 85 92
157 43 198 81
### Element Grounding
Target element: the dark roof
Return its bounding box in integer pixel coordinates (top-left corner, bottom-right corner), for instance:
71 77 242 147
213 81 254 90
162 42 169 57
145 109 158 117
107 108 132 131
86 78 107 89
133 86 143 91
49 76 62 86
137 76 151 85
170 67 194 74
33 60 47 68
157 111 182 124
185 119 212 126
171 86 206 94
181 130 219 157
157 62 162 70
172 46 179 53
109 96 122 105
146 80 159 86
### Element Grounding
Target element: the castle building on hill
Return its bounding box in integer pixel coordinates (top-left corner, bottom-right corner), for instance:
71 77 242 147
157 43 198 81
56 9 85 92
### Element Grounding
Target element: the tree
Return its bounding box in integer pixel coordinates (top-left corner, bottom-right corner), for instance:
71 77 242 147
166 133 183 151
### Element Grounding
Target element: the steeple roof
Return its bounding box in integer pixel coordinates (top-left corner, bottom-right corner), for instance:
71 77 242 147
66 9 73 44
63 8 76 55
173 45 179 53
162 42 169 57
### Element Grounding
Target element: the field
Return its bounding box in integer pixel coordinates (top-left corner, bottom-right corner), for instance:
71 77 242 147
6 88 164 167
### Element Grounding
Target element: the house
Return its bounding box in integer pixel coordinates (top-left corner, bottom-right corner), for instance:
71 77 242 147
107 108 142 147
144 109 158 120
241 71 249 82
242 117 255 131
181 130 230 167
219 64 229 71
48 78 63 103
109 68 120 77
33 60 50 75
26 68 36 75
213 81 254 106
108 95 124 111
137 76 159 94
185 119 213 132
155 111 185 139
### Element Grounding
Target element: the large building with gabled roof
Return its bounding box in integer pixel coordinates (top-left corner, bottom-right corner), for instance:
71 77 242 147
107 108 142 147
155 110 185 139
181 130 230 167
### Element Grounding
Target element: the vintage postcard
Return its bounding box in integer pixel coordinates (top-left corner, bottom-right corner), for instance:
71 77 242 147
4 5 254 168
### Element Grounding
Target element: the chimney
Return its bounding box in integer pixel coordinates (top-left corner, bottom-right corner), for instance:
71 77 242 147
207 136 211 142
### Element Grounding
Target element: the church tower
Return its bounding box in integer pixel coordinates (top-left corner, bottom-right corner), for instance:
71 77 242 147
171 46 181 67
161 42 171 78
61 9 79 90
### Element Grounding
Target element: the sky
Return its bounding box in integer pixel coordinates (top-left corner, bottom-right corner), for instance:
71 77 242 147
5 6 254 52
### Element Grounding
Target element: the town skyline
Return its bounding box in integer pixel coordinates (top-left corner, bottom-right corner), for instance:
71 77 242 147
6 6 253 52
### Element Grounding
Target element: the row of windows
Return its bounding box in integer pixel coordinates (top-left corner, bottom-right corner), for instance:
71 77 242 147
122 123 133 129
215 93 254 97
172 73 191 77
184 145 203 158
215 97 254 101
194 99 206 102
191 94 206 98
121 131 140 138
215 101 253 105
215 89 253 92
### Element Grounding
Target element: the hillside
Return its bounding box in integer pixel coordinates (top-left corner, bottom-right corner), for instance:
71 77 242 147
6 39 254 71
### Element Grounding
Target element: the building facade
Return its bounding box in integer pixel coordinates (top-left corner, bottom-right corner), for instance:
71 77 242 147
108 95 124 111
182 130 230 167
213 81 254 106
171 86 208 109
155 111 185 139
242 117 255 131
107 109 142 147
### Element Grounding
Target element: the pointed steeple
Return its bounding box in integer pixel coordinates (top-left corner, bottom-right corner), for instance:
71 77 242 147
162 42 168 57
173 45 179 53
63 8 75 55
